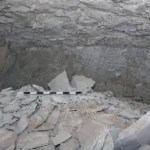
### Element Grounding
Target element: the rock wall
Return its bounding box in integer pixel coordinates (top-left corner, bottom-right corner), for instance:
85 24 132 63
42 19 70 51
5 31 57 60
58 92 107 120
1 0 150 101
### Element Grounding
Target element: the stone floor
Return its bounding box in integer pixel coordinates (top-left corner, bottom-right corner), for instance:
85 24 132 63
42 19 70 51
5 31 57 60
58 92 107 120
0 85 150 150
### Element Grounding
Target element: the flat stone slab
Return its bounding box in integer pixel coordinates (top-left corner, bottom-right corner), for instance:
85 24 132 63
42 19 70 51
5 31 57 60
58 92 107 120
71 75 95 93
48 71 72 91
0 128 17 149
17 132 49 149
51 131 72 146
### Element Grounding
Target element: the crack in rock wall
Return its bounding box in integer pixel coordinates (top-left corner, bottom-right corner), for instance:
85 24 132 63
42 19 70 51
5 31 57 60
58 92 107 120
1 0 150 101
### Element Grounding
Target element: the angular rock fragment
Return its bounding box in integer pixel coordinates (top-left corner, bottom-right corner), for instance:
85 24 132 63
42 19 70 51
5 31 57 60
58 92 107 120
48 71 72 91
16 115 28 134
51 131 72 146
0 128 17 149
76 120 111 150
17 132 49 149
0 96 12 105
21 96 37 105
32 84 45 92
3 100 20 113
71 75 95 93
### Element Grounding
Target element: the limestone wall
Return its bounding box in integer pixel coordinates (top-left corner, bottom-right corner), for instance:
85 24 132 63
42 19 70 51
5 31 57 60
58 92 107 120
1 0 150 100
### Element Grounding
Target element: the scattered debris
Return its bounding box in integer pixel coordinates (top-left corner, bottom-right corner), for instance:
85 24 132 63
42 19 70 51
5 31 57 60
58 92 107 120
0 81 150 150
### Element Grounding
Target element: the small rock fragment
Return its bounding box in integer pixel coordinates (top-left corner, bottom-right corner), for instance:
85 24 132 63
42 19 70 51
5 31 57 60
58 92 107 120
0 128 17 149
16 115 28 134
51 131 72 146
48 71 72 91
71 75 95 93
32 84 45 92
17 132 49 149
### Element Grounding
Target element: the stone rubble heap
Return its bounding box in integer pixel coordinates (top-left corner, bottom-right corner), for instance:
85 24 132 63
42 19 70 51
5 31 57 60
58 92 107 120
0 73 150 150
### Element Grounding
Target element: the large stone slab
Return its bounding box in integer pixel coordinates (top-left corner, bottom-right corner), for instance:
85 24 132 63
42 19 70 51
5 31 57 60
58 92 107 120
17 132 49 149
76 120 113 150
71 75 95 93
48 71 72 91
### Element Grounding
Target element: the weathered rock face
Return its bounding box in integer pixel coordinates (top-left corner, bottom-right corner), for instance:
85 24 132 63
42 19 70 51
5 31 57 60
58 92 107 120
1 0 150 101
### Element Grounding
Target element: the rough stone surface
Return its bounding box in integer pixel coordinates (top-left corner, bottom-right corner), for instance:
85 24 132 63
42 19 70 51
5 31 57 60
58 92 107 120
0 128 17 150
71 75 95 93
138 145 150 150
1 0 150 101
48 71 72 91
51 131 72 146
17 132 49 149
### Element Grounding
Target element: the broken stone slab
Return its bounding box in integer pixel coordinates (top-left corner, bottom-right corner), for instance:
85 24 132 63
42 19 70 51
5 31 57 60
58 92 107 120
71 75 95 93
115 111 150 150
15 115 28 134
102 133 114 150
138 145 150 150
21 96 37 105
75 120 111 150
1 87 15 96
28 103 54 129
48 71 73 91
0 128 17 150
59 138 80 150
3 100 20 113
0 96 13 105
17 132 49 149
118 108 141 119
51 131 72 146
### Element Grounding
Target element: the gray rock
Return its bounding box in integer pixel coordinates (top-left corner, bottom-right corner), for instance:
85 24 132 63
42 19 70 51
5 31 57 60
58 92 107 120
60 138 80 150
71 75 95 93
51 131 72 146
48 71 72 91
0 128 17 150
138 145 150 150
3 100 20 113
28 103 54 129
76 120 111 150
21 96 37 105
0 96 13 105
16 115 28 134
115 111 150 150
17 132 49 149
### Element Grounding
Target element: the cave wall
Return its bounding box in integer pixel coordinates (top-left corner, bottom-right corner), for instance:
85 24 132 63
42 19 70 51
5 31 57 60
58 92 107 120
1 0 150 101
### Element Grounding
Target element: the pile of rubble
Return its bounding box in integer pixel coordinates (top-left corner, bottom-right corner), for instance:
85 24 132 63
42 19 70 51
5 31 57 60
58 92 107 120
0 72 150 150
